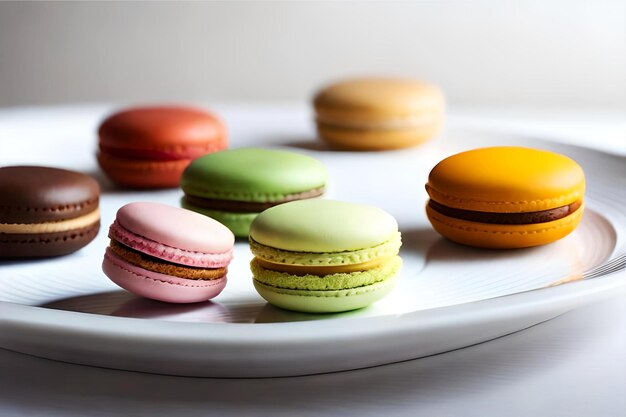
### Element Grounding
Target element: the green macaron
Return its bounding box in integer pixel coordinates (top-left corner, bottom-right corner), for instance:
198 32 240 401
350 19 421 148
249 199 402 313
180 148 327 237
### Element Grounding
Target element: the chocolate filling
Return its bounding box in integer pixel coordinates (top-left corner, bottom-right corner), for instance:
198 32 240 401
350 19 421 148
428 200 582 225
183 187 325 213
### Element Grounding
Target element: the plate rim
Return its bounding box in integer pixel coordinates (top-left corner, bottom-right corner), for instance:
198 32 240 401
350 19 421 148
1 130 625 376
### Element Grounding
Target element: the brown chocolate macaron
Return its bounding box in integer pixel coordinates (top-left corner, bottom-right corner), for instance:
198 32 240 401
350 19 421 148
0 166 100 258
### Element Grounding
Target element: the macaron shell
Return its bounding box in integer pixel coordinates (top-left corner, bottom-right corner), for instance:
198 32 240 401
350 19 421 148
249 232 402 266
109 221 232 268
253 276 396 313
317 122 441 151
0 166 100 223
427 147 585 212
115 202 234 255
249 199 398 253
426 202 585 249
0 209 100 234
314 77 444 122
98 106 227 152
180 200 257 238
180 148 327 202
0 223 100 258
103 249 227 303
97 152 192 189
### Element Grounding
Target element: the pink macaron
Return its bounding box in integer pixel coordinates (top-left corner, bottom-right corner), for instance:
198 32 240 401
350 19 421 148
102 202 234 303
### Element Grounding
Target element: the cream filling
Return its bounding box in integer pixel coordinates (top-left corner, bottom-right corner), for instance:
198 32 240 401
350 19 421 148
0 208 100 234
254 256 392 275
315 112 441 129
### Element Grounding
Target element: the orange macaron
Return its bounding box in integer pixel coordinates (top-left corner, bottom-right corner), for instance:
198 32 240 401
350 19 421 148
425 147 585 249
97 106 227 188
313 77 445 150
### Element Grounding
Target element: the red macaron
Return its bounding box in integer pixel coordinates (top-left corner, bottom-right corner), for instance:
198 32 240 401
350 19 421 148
97 106 227 188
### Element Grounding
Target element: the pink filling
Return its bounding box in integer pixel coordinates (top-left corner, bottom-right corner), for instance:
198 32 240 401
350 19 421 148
109 220 233 268
99 143 220 161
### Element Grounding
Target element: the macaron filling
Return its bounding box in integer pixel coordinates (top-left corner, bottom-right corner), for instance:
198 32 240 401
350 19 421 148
0 208 101 234
427 199 583 225
108 241 226 280
254 256 391 275
104 250 226 290
99 143 219 161
251 256 402 291
182 187 325 213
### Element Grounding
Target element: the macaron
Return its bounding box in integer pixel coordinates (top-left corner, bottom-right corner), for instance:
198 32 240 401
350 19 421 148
180 148 327 237
0 166 100 258
249 199 402 313
97 106 227 188
313 77 445 150
102 202 234 303
425 146 585 249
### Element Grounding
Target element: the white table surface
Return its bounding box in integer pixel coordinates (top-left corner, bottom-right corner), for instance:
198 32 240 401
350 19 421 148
0 104 625 416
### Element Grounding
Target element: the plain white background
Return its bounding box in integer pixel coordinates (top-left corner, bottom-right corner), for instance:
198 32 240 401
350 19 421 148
0 0 625 108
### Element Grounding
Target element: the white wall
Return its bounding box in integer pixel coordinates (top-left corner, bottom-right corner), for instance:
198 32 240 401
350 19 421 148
0 1 624 108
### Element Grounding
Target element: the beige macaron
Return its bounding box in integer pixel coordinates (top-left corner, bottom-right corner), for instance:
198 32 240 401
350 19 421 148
313 77 445 150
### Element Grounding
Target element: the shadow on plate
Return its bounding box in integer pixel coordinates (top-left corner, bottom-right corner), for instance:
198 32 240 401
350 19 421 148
112 297 231 322
399 226 440 257
253 303 366 323
41 291 252 323
278 136 407 153
82 168 178 196
42 291 139 315
279 137 337 152
280 137 422 154
39 290 368 324
81 168 118 193
424 234 568 265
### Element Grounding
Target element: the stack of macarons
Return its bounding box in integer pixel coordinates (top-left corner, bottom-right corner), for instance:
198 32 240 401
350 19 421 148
249 199 402 313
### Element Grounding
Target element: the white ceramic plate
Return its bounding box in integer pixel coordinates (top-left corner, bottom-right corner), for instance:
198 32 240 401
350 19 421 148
0 107 624 377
